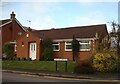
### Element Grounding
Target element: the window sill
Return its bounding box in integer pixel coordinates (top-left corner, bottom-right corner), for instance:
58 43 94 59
80 49 90 51
53 50 60 51
65 49 72 51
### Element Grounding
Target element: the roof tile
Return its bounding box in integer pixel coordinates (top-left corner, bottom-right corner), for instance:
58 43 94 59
32 24 108 40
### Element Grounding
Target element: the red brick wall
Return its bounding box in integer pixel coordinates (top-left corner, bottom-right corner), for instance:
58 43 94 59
2 23 12 46
53 41 92 62
16 32 41 60
16 33 95 62
2 20 25 48
12 20 25 40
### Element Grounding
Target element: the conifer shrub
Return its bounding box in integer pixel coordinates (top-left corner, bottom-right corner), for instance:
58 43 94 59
3 42 14 59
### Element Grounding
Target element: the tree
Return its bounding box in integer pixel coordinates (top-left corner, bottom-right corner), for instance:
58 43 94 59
3 42 14 59
41 38 53 61
95 33 110 53
109 21 120 56
117 24 120 56
72 35 80 61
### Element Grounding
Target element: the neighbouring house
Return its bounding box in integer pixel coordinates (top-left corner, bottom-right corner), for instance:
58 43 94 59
109 27 120 50
0 12 26 58
16 24 108 62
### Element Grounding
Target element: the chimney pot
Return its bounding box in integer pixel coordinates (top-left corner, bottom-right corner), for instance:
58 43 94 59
10 11 16 20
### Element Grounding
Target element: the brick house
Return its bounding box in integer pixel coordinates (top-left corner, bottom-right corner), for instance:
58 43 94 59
16 24 108 62
0 12 26 58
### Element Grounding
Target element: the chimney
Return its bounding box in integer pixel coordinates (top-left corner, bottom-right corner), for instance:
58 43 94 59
10 11 16 20
95 32 99 39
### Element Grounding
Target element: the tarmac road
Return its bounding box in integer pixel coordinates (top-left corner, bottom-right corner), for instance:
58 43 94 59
2 71 119 84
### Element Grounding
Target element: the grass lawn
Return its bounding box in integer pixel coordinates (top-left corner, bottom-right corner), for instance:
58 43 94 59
2 60 76 73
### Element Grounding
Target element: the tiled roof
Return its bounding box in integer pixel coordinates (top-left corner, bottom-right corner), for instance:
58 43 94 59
0 19 11 25
32 24 108 40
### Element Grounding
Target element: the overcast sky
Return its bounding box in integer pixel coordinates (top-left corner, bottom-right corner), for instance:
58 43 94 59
1 0 120 32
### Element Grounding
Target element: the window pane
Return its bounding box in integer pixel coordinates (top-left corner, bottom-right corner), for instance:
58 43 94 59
52 42 59 51
80 44 90 49
31 45 33 51
66 41 72 44
53 45 59 50
80 40 89 43
34 44 35 51
66 45 72 49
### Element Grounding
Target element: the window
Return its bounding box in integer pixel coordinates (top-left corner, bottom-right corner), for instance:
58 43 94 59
31 44 33 51
18 32 22 36
79 40 90 51
14 44 17 52
65 41 72 51
34 44 35 51
53 42 60 51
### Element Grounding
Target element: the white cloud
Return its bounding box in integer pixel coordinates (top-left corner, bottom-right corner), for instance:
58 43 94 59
74 11 112 32
2 0 120 2
74 11 106 25
11 2 58 30
31 15 56 30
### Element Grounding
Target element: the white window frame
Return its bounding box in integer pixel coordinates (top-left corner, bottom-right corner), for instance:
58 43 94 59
79 40 90 51
14 44 17 52
65 41 72 51
52 42 60 51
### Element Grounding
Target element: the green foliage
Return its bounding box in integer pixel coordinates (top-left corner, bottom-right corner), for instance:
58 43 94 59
74 61 94 74
3 42 14 59
72 35 80 61
95 34 110 53
42 38 53 61
44 47 53 61
92 52 118 73
42 38 53 48
2 60 75 73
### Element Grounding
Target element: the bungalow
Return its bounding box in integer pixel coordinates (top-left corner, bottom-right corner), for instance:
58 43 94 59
16 24 108 62
0 12 26 58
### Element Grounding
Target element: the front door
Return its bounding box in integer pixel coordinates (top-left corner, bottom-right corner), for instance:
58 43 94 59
29 42 36 60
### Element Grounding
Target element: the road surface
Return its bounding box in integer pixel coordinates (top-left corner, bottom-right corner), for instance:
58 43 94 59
2 71 119 84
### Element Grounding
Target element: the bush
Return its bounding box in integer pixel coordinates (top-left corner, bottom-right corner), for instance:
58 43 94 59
42 38 53 61
74 61 94 74
116 58 120 73
44 47 53 61
92 52 118 73
16 58 20 61
22 58 26 61
3 42 14 59
28 58 32 61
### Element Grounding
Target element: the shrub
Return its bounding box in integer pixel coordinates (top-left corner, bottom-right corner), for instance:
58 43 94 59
16 58 20 61
22 57 26 61
116 57 120 73
92 52 118 73
41 38 53 61
3 42 14 59
74 61 94 74
44 47 53 61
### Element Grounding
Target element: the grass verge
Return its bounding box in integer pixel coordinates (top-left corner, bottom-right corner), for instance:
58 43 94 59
2 60 75 73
